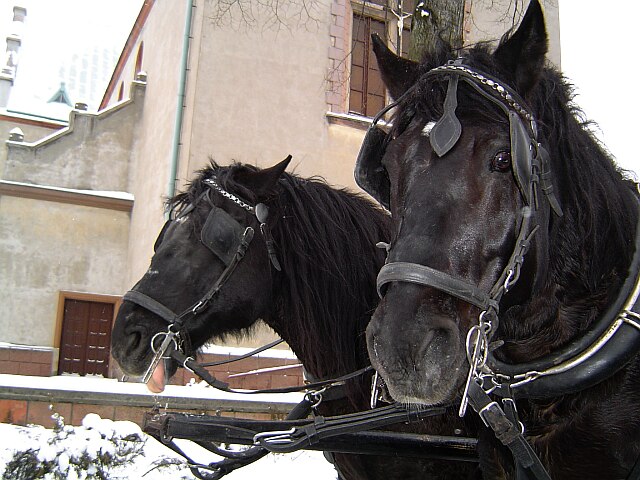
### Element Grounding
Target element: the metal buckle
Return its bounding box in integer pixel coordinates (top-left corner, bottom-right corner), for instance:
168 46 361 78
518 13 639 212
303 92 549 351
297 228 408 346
477 400 500 427
253 428 297 446
370 371 380 409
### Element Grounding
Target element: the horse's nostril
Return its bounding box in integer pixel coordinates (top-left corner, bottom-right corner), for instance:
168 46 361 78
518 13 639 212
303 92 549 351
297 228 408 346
125 326 147 353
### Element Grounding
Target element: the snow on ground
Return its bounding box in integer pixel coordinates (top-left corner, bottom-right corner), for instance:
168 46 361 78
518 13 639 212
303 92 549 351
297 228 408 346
0 414 338 479
0 368 337 478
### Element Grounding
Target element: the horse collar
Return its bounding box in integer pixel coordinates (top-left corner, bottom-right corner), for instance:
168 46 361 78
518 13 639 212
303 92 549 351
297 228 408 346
487 201 640 399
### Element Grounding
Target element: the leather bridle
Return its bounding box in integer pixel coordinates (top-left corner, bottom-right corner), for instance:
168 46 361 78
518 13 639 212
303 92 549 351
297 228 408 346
123 177 258 384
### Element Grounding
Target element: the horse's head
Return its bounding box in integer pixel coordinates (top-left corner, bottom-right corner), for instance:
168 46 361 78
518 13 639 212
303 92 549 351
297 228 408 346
111 157 291 392
361 1 563 405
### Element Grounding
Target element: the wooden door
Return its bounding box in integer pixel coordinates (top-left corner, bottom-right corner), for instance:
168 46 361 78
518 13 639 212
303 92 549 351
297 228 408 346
58 299 113 376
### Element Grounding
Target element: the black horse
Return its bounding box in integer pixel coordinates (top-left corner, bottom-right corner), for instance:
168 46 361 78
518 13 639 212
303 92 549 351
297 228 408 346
358 1 640 478
111 158 475 480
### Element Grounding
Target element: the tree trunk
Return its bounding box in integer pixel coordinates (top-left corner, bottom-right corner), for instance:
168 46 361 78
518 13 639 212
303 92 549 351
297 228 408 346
409 0 465 61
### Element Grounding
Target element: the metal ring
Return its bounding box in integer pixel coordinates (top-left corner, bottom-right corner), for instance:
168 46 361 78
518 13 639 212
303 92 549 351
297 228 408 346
150 329 180 357
150 331 168 354
183 356 195 373
306 387 326 409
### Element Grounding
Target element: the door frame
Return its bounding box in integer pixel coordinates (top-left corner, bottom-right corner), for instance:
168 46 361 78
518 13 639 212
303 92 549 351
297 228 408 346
55 291 122 375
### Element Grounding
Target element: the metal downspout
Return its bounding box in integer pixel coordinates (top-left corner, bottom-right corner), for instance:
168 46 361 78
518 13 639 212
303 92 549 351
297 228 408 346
167 0 194 217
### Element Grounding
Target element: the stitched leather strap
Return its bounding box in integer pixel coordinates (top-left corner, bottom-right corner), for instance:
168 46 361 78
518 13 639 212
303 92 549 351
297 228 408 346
124 290 182 327
467 381 551 480
377 261 499 311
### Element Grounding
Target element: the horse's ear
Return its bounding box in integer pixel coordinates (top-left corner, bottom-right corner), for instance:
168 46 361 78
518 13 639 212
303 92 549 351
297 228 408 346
493 0 547 96
371 34 420 100
235 155 291 197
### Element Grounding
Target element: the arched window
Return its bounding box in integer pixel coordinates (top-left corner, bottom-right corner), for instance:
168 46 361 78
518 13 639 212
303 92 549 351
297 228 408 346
135 42 144 73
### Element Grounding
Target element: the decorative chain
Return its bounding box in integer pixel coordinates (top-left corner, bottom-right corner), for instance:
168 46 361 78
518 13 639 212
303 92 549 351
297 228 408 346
204 177 255 213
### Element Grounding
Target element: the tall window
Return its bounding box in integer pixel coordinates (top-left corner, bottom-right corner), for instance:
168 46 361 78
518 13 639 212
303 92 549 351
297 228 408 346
349 1 413 117
350 14 386 117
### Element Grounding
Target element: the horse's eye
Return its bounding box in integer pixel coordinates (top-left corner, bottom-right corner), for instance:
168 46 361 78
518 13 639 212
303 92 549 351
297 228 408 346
491 151 511 172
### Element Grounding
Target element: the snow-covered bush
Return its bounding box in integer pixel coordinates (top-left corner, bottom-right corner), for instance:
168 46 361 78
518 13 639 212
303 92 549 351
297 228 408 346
2 411 145 480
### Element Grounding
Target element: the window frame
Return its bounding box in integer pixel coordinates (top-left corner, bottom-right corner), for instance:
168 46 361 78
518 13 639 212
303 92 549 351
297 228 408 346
347 1 414 119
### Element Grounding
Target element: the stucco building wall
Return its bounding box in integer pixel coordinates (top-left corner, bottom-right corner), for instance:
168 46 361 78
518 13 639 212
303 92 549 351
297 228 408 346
0 80 142 362
4 91 143 191
0 196 130 346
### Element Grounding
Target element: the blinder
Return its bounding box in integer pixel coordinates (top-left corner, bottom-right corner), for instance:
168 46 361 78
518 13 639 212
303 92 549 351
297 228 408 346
509 110 535 206
355 101 400 210
201 206 247 266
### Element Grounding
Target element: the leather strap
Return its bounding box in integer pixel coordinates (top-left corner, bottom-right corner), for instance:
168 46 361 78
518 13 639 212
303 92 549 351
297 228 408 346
254 404 446 453
377 261 499 311
172 349 372 395
467 381 551 480
157 398 314 480
198 338 284 367
124 290 182 327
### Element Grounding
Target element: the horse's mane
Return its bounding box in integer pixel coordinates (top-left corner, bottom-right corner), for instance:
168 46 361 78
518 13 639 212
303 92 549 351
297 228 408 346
170 162 390 405
269 173 390 382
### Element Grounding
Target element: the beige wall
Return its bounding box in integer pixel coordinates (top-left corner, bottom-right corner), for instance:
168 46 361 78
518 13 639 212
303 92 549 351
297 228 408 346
0 119 63 173
4 95 142 191
0 196 130 346
184 0 336 179
0 82 141 348
107 1 191 285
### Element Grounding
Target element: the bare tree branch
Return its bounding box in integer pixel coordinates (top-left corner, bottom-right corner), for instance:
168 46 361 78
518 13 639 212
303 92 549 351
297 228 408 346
205 0 323 33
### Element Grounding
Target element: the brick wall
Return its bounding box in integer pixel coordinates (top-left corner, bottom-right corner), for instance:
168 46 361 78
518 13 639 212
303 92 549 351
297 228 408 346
326 0 350 112
168 351 304 391
0 348 304 430
0 345 54 376
1 344 304 392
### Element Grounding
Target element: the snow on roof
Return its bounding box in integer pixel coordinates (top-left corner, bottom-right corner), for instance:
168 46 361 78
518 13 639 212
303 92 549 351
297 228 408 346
0 179 134 202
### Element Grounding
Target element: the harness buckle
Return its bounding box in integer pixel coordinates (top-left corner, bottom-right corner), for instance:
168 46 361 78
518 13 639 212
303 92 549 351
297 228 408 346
477 400 500 427
192 300 206 314
253 428 297 446
370 371 381 409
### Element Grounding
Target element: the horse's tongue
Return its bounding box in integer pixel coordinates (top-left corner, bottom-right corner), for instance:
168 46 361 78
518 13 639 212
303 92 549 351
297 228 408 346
146 360 166 393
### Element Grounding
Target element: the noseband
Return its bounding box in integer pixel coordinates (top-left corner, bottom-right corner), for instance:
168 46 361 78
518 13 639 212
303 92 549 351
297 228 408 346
123 177 276 384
